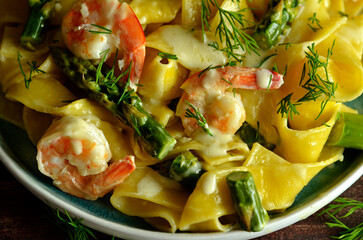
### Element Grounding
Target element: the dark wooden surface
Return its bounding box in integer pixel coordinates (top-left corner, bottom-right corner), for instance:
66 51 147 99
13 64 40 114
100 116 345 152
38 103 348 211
0 162 362 240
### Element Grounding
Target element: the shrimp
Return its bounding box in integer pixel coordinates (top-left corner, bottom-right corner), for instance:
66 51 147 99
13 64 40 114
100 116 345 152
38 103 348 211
176 66 284 137
36 115 136 200
62 0 146 89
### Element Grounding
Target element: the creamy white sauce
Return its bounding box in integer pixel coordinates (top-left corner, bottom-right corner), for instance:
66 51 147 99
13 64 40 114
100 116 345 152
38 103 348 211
202 173 217 195
137 173 163 197
157 25 227 70
80 3 89 18
256 69 273 89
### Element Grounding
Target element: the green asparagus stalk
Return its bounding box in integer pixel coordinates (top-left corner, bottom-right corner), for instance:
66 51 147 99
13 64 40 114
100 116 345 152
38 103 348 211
326 112 363 150
253 0 304 50
50 46 176 160
237 122 275 150
20 0 55 51
226 171 269 232
169 151 204 190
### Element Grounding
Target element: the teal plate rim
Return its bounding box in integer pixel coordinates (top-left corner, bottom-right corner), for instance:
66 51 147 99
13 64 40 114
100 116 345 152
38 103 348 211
0 95 362 240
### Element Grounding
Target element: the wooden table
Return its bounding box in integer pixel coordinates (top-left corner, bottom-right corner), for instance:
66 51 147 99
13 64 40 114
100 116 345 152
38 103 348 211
0 163 362 240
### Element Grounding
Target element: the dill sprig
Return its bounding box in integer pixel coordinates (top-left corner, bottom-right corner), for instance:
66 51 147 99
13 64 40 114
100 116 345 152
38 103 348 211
277 93 301 119
276 41 336 119
298 40 337 119
257 53 277 68
43 206 96 240
319 197 363 240
184 100 213 136
158 51 178 60
89 24 112 34
17 51 45 89
308 12 323 32
201 0 259 62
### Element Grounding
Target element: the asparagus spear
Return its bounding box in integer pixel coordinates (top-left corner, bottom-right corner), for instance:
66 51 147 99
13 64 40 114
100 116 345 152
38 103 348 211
326 112 363 150
169 151 204 190
237 122 275 150
50 46 176 160
226 171 269 232
20 0 55 51
253 0 304 50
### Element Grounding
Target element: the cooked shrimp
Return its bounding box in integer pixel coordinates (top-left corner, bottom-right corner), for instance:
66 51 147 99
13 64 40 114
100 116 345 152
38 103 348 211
62 0 146 89
176 66 284 137
36 115 136 200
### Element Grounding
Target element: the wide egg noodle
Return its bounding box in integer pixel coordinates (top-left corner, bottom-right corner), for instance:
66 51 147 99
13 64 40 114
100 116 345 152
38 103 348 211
127 0 181 25
243 143 344 211
179 142 342 232
146 25 227 72
179 167 247 232
274 101 341 163
138 47 189 101
110 167 189 233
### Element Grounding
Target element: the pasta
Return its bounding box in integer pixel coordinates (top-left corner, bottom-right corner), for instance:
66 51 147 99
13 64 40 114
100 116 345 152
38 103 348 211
0 0 362 234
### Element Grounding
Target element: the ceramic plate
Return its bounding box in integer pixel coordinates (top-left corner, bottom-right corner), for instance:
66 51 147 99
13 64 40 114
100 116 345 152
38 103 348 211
1 94 362 240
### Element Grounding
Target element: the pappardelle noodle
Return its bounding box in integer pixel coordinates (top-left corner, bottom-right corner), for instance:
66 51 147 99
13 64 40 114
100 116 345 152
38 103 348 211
0 0 362 233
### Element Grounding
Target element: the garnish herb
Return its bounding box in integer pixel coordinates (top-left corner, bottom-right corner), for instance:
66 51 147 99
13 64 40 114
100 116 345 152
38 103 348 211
158 51 179 60
17 51 45 89
308 12 323 32
257 53 277 68
277 92 301 119
299 40 337 119
96 49 110 84
89 24 112 34
184 100 213 136
201 0 259 62
277 41 336 119
319 197 363 240
338 11 349 18
43 206 96 240
278 42 292 50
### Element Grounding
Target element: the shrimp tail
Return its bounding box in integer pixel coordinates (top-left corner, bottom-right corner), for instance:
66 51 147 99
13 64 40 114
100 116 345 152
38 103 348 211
55 156 136 200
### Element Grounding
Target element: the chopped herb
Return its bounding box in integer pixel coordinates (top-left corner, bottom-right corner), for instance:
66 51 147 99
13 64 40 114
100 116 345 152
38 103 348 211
277 41 336 119
338 11 348 18
308 12 323 32
221 77 232 85
257 53 277 68
276 93 301 119
184 100 213 136
43 205 96 240
96 49 110 84
278 42 292 50
298 40 337 119
17 51 45 89
201 0 259 62
89 24 112 34
158 51 178 60
319 197 363 240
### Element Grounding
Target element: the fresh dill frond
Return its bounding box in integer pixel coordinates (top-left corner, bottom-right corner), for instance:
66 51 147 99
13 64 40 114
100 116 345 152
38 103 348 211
89 24 112 34
338 11 349 18
43 205 96 240
201 0 259 62
257 53 277 68
319 197 363 240
278 42 292 50
184 100 213 136
17 51 45 89
117 63 137 105
276 41 336 120
96 49 110 84
158 51 179 60
308 12 323 32
297 40 337 119
276 93 301 119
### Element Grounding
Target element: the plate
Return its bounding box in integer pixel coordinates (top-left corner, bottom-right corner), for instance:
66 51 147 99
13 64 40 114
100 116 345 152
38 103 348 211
0 94 362 240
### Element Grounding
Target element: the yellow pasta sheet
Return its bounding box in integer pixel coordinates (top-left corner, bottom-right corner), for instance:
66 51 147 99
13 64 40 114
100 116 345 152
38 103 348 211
111 167 189 232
